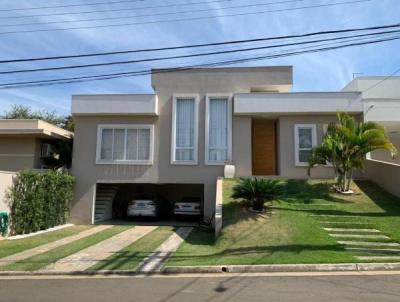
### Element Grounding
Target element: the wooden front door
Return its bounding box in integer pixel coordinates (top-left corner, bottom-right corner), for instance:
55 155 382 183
252 119 277 175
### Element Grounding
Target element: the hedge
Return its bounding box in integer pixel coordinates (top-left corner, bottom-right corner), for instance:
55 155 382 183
6 170 74 235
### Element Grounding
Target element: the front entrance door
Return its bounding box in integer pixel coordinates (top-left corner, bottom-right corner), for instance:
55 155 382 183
252 119 277 175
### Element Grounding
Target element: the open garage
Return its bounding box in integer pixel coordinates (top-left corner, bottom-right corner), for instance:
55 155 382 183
94 183 204 225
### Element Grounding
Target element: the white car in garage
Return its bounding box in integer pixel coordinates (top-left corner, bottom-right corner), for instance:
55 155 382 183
127 195 161 218
174 197 201 217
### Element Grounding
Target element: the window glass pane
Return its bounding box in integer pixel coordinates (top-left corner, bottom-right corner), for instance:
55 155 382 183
209 98 228 161
176 149 193 161
209 148 227 161
299 128 312 148
100 129 113 160
138 129 150 160
126 129 138 160
299 150 311 163
113 129 125 160
176 98 195 161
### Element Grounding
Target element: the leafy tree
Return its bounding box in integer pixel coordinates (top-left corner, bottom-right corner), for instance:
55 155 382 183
308 112 397 192
2 105 74 131
232 177 283 211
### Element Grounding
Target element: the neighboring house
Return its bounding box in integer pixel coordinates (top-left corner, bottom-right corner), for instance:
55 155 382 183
70 67 400 224
0 119 73 171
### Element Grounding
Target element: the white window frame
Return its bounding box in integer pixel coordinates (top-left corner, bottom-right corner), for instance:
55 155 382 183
96 124 154 165
171 94 200 165
294 124 317 167
205 93 233 165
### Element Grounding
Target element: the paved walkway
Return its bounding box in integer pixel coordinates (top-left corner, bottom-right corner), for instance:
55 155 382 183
313 214 400 261
0 225 112 267
137 227 193 273
42 226 157 272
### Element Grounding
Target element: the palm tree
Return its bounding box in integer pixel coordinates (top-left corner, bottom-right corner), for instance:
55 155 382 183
231 177 283 211
308 112 397 192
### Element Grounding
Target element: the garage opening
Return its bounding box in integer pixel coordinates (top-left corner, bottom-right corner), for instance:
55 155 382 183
94 183 204 225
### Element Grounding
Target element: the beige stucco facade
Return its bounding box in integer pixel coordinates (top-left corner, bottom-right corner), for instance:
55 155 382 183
71 68 400 224
71 67 293 223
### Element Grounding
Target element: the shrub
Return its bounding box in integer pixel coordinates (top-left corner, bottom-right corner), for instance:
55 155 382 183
0 212 8 236
231 177 283 211
6 170 74 235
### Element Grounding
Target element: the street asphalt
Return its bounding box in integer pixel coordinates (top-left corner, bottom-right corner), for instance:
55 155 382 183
0 273 400 302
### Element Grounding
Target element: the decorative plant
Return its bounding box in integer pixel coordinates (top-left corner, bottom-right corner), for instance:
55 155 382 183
232 177 283 211
0 212 8 236
308 112 397 193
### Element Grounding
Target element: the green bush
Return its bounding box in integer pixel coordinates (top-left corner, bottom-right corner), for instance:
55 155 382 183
232 177 283 211
6 170 74 235
0 212 8 236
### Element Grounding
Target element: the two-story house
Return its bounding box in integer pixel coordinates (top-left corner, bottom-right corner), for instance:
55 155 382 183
70 67 400 224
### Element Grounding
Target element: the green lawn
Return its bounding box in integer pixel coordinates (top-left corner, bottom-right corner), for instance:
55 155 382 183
0 225 92 259
2 226 132 271
88 226 175 271
167 179 400 266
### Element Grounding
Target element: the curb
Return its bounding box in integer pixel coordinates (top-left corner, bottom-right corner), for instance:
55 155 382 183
0 263 400 277
163 262 400 274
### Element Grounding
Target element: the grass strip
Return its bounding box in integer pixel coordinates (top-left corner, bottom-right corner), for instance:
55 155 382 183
167 179 400 266
2 225 132 271
0 225 92 259
88 226 176 271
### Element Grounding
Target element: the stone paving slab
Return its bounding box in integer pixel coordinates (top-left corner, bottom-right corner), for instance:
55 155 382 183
329 233 389 239
345 247 400 254
137 227 193 273
42 226 157 272
356 255 400 261
0 225 112 267
338 240 400 247
323 228 380 233
311 214 360 218
320 221 368 225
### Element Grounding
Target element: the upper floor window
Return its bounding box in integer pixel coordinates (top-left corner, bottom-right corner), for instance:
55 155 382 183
171 94 199 164
205 94 232 165
96 124 153 165
294 124 317 166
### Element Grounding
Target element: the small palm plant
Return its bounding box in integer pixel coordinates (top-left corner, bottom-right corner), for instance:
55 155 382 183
232 177 283 212
309 112 397 192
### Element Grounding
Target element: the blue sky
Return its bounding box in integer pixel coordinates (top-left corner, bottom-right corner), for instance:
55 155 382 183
0 0 399 115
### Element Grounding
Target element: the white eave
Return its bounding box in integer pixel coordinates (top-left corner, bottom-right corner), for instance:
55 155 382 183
72 94 158 116
234 92 363 115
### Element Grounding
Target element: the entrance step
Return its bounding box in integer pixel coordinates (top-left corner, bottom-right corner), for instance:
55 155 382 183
338 241 400 247
329 234 389 239
355 256 400 261
345 247 400 254
323 228 381 233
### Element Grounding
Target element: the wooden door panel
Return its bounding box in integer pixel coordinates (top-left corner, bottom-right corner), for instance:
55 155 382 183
252 120 277 175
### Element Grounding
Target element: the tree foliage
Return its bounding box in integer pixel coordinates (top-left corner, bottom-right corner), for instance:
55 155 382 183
2 104 74 131
308 112 397 192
